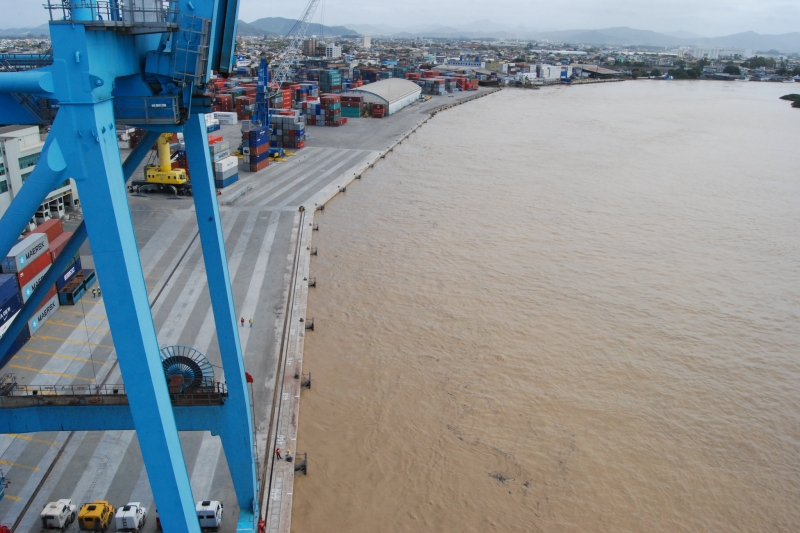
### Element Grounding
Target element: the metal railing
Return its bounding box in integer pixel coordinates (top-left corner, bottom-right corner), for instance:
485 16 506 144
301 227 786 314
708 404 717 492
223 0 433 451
0 378 228 408
44 0 179 33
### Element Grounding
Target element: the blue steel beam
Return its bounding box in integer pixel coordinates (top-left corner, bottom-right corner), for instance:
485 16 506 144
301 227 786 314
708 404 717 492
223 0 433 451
0 128 158 361
0 118 67 262
184 114 259 521
58 97 199 533
0 404 225 434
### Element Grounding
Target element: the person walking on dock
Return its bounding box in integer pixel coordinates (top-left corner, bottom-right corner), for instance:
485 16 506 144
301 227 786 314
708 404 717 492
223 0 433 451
97 286 101 298
91 288 96 298
249 318 253 328
241 317 244 327
275 447 282 460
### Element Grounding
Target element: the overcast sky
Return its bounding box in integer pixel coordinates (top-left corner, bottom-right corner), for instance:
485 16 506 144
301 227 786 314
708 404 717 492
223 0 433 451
4 0 800 36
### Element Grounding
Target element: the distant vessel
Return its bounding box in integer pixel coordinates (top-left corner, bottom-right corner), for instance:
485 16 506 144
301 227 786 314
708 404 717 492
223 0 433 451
783 79 795 83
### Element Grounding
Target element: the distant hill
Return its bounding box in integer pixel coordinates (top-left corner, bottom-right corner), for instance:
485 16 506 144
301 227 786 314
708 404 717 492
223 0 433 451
237 17 358 37
339 21 800 53
0 24 50 38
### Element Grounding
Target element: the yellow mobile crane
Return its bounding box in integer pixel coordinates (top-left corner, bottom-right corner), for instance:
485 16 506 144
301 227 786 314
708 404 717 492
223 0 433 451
130 134 192 196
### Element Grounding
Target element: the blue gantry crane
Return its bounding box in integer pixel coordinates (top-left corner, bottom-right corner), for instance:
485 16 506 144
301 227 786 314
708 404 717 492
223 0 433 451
0 1 260 532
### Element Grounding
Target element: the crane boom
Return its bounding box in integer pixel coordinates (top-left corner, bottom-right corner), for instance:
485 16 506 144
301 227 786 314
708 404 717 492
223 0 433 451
270 0 322 90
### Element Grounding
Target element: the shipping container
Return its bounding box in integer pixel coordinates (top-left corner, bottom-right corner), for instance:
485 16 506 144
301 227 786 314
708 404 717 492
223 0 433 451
50 231 72 261
0 293 23 333
17 251 53 287
2 233 49 274
20 263 52 303
29 292 59 333
214 156 238 173
31 219 63 243
56 256 81 290
214 174 239 189
0 274 19 309
0 324 31 368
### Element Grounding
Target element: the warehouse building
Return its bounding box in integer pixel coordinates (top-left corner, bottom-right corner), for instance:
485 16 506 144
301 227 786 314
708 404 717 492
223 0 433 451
0 125 80 224
344 78 422 116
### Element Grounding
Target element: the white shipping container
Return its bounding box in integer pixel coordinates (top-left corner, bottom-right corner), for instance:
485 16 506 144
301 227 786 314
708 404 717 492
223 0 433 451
28 293 59 333
215 156 239 173
2 233 49 274
212 149 231 162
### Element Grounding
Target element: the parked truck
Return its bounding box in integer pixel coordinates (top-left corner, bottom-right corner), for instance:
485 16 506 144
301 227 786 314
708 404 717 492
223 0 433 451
115 502 147 532
78 501 114 531
39 499 77 530
195 500 223 530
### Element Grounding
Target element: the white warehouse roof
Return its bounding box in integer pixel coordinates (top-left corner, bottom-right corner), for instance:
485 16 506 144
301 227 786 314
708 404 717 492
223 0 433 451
347 78 421 105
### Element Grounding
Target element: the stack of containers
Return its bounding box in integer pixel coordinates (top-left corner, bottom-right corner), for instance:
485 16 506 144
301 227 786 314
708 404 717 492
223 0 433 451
242 127 270 172
379 71 393 80
214 154 239 188
340 95 363 118
235 96 255 120
1 232 60 336
393 67 408 78
269 112 306 149
215 94 233 112
320 70 342 93
0 273 28 364
205 114 221 133
300 99 322 125
372 104 386 119
208 138 231 169
320 94 345 126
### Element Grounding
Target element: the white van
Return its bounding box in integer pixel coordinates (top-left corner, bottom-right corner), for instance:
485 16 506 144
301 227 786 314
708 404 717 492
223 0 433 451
195 500 223 529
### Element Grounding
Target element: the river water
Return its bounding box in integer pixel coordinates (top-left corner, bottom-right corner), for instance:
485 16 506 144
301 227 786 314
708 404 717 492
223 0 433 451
291 81 800 532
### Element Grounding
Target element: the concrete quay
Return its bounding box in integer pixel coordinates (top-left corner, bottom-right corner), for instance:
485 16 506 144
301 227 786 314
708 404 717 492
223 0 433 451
0 87 498 533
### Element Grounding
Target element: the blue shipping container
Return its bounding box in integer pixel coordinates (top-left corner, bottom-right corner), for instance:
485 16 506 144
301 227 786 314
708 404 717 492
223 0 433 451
56 256 81 290
254 151 271 163
0 324 30 368
0 293 22 328
214 174 239 189
0 274 20 309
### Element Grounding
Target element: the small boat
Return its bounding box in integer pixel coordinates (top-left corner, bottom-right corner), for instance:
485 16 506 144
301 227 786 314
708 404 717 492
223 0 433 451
783 79 795 83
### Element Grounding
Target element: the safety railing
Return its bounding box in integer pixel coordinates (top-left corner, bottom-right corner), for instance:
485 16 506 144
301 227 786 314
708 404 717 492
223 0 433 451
44 0 179 34
0 377 227 408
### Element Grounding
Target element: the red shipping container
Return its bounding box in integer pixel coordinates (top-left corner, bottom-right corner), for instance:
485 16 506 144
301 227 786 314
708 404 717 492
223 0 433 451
208 135 223 145
48 231 73 261
17 251 53 286
32 219 63 244
251 143 269 156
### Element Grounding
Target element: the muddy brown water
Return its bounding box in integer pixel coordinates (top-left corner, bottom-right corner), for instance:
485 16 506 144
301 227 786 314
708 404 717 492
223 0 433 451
291 81 800 532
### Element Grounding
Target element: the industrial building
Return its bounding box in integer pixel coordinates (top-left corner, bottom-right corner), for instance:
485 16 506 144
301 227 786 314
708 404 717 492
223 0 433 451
343 78 422 116
0 125 79 224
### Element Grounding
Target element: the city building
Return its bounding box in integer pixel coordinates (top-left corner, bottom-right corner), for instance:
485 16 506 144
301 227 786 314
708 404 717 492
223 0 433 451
447 55 486 68
343 78 421 116
362 35 371 50
325 45 342 59
303 38 319 57
0 125 80 223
